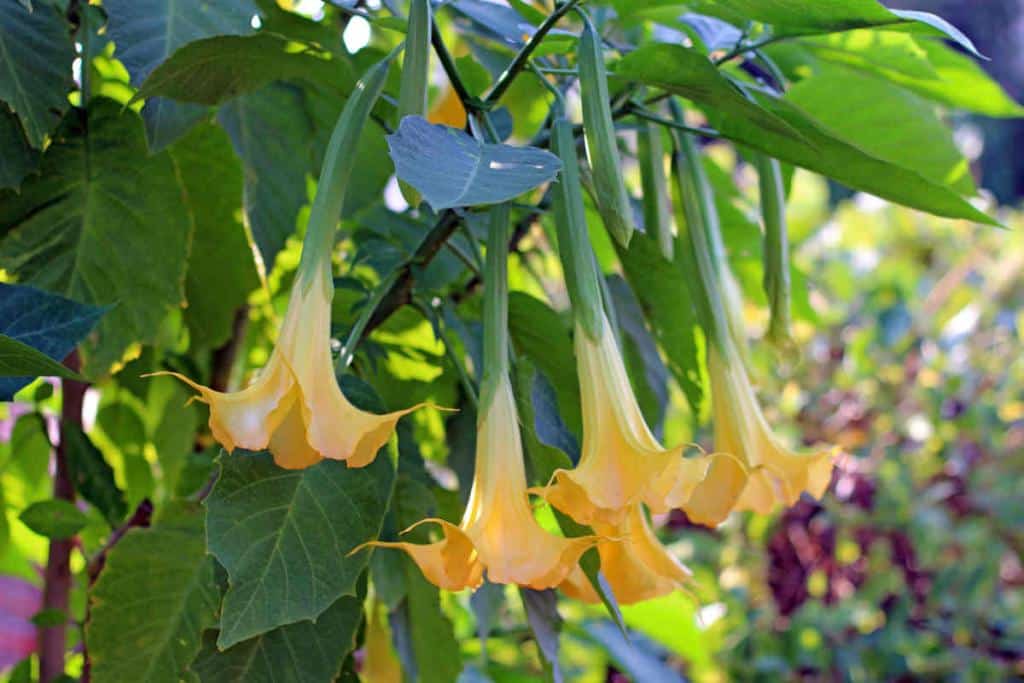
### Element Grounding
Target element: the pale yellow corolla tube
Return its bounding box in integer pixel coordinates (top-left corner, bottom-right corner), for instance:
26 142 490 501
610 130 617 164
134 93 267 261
537 312 713 526
560 503 692 606
360 375 597 591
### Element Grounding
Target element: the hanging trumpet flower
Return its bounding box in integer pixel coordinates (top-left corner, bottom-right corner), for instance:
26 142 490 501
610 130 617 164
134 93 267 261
358 206 596 591
536 117 713 526
152 58 420 470
361 601 402 682
560 504 693 605
672 128 835 525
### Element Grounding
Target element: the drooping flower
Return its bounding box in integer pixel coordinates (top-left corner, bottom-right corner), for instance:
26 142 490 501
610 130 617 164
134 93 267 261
681 344 835 525
363 375 596 590
559 504 692 605
537 312 713 526
152 57 420 470
361 601 402 682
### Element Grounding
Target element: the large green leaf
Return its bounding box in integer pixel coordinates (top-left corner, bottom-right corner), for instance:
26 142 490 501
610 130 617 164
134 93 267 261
190 596 363 683
87 502 219 683
614 44 809 147
0 108 38 190
0 98 193 376
785 62 975 196
218 83 312 276
0 1 74 147
387 116 562 211
703 87 997 224
135 33 355 107
0 282 105 399
206 452 395 648
169 123 259 349
616 232 704 416
795 29 939 82
0 335 83 383
104 0 258 149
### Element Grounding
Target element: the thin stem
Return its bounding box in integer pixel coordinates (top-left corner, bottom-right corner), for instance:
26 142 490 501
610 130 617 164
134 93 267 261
626 103 721 139
714 34 787 65
482 204 511 386
445 237 482 276
337 269 402 369
483 0 580 108
429 20 477 113
528 61 567 112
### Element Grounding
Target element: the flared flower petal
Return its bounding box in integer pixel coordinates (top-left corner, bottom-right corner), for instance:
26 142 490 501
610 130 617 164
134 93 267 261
156 265 420 470
362 376 596 590
683 345 835 525
540 315 713 525
560 504 692 605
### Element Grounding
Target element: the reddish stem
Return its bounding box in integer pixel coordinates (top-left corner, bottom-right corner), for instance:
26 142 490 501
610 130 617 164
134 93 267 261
38 350 86 683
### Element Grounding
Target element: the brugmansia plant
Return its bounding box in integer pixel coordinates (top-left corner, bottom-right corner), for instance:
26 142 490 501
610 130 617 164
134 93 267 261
0 0 1019 681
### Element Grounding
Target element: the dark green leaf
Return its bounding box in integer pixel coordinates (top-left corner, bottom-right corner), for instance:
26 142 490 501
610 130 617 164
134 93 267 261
87 502 219 683
135 33 356 107
169 123 259 349
0 99 193 376
616 233 704 415
104 0 258 149
0 1 74 147
388 116 562 211
63 422 128 526
520 588 564 683
206 452 395 648
218 83 312 275
19 499 88 539
614 44 811 146
0 283 105 400
190 596 363 683
398 556 463 683
706 87 998 224
0 108 38 190
0 334 83 384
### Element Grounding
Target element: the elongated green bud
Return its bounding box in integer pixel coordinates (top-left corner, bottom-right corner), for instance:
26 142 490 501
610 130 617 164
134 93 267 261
578 16 634 248
755 153 796 352
397 0 431 206
299 56 392 285
637 118 674 260
550 116 605 341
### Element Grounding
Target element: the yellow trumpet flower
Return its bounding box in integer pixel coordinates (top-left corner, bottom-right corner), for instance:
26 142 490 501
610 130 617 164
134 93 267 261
363 375 596 591
155 264 419 470
682 344 835 526
361 601 402 682
538 313 712 526
560 504 691 605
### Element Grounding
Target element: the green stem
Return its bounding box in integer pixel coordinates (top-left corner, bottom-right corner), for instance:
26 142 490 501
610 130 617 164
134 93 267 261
755 153 794 347
713 34 787 65
337 269 401 370
429 19 476 113
298 56 392 282
481 204 512 405
483 0 580 108
627 103 721 139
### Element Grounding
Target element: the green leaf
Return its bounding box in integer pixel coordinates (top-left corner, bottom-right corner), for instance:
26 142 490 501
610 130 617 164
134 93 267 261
169 122 259 349
520 588 564 683
0 99 193 377
104 0 258 149
613 44 811 147
218 83 312 275
19 499 88 539
705 87 998 224
387 116 562 211
191 596 364 683
206 452 395 648
63 422 128 527
87 502 220 683
0 282 106 399
134 33 356 107
0 1 74 147
796 29 939 82
0 334 83 383
398 556 463 683
508 292 581 435
785 63 975 196
0 108 38 190
616 233 704 415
